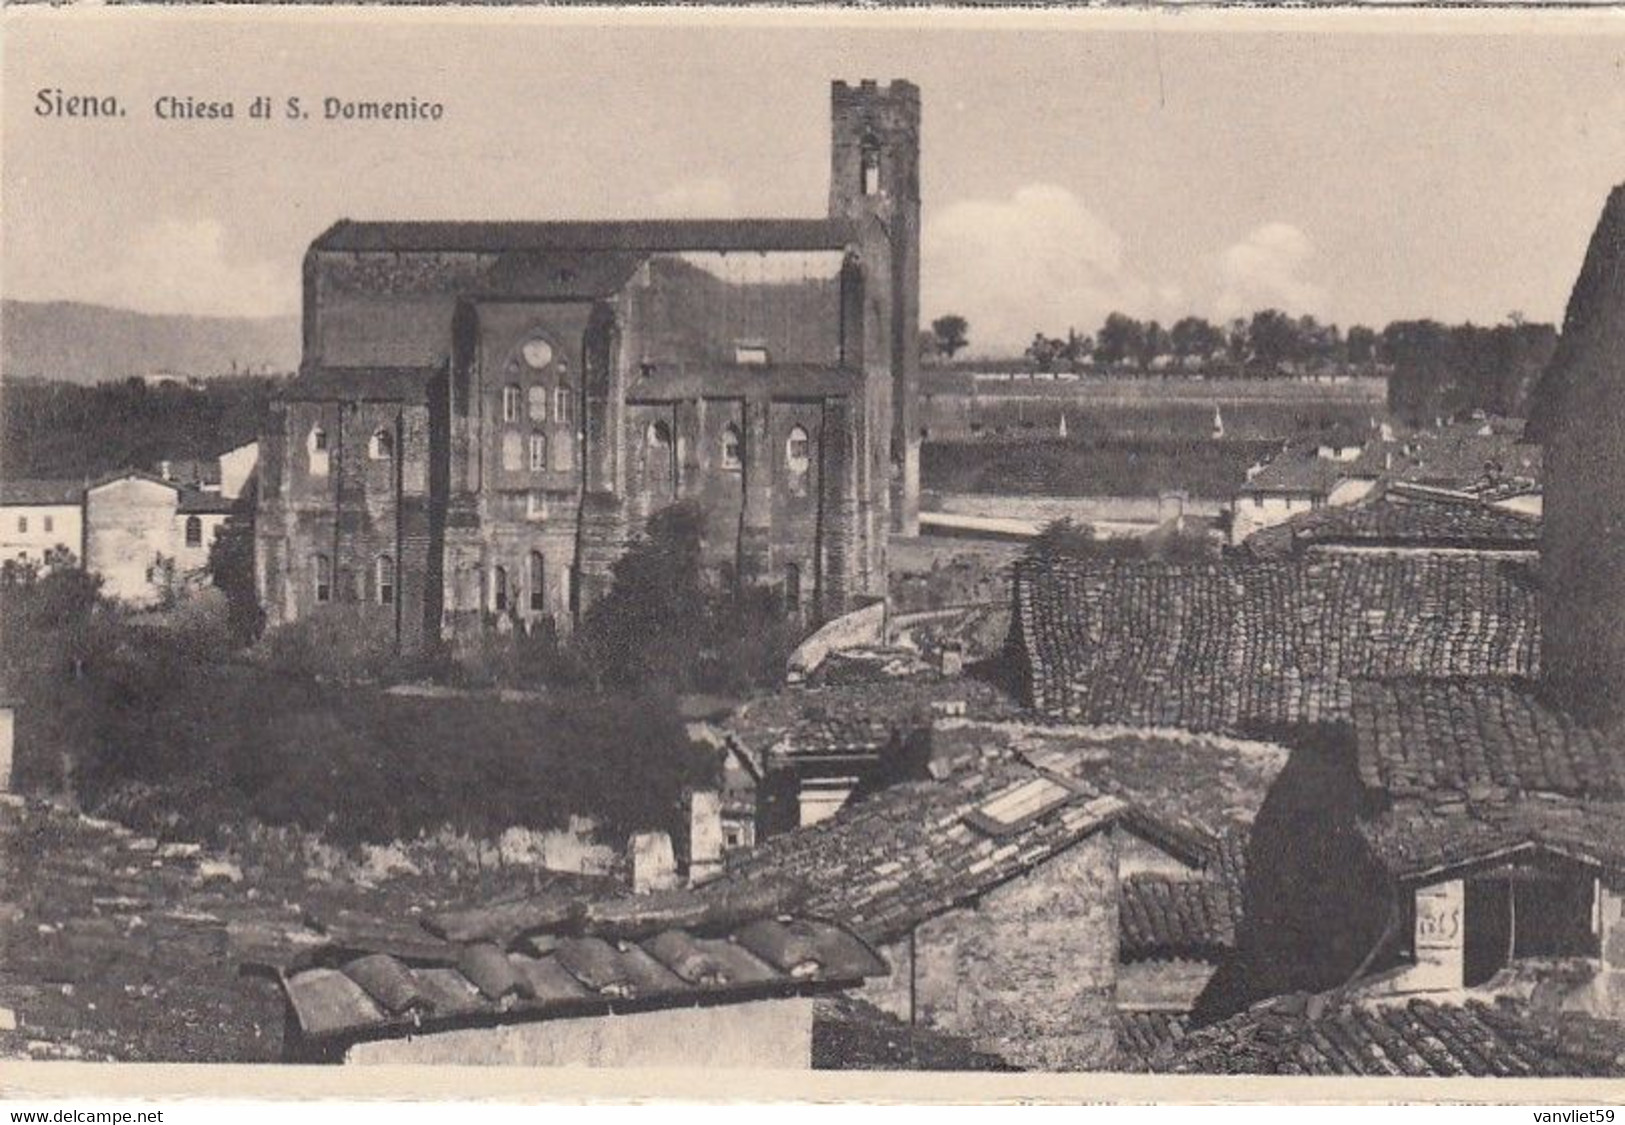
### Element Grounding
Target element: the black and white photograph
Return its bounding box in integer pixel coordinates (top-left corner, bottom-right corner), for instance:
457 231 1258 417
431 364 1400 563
3 5 1625 1101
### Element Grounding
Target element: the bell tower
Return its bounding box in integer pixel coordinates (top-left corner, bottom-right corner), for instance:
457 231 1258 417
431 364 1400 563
829 79 922 536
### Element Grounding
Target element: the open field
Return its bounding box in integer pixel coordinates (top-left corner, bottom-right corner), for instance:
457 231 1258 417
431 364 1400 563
922 437 1275 500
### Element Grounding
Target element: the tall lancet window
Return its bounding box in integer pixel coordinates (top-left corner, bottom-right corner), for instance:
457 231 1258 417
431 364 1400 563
860 136 881 196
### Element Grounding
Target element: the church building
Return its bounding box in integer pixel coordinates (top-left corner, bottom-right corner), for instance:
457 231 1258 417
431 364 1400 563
256 80 921 652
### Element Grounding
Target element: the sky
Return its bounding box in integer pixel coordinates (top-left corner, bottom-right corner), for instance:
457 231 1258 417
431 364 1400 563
4 9 1625 355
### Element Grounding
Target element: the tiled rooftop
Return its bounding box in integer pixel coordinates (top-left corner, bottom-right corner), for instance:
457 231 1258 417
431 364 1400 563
280 366 442 404
1153 993 1625 1077
1245 490 1540 558
274 895 887 1045
1351 680 1625 803
723 676 1018 770
1011 555 1539 732
0 478 84 507
1114 1010 1191 1070
312 218 858 255
707 752 1130 946
1360 797 1625 882
1119 826 1249 962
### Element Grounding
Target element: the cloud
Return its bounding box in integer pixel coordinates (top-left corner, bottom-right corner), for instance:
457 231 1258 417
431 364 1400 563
1214 222 1328 319
650 177 739 218
86 218 294 318
922 184 1167 355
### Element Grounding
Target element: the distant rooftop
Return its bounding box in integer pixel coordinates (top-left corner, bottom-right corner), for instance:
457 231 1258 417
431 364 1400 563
0 478 84 507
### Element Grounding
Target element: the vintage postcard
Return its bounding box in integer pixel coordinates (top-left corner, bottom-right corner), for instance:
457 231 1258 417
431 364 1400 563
3 3 1625 1105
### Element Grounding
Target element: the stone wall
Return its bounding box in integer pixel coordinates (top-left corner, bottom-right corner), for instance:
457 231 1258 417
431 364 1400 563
85 477 179 605
862 829 1119 1070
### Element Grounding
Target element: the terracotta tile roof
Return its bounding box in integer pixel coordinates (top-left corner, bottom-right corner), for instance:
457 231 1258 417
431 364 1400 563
1114 1010 1191 1070
1154 994 1625 1076
1119 824 1250 962
1360 797 1625 882
176 489 239 516
273 893 887 1046
280 366 442 404
1240 449 1377 496
1119 877 1235 961
983 724 1289 839
1245 490 1540 558
724 677 1018 769
813 995 1021 1071
0 479 84 506
1011 555 1540 733
312 218 858 255
707 753 1131 945
1351 680 1625 803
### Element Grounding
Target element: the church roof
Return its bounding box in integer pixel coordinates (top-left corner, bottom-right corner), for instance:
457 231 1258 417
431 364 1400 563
311 218 860 255
281 366 441 404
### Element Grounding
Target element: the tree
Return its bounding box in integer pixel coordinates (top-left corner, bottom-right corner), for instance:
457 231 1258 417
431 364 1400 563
1140 321 1172 367
1095 313 1146 367
931 315 970 358
208 501 262 645
1248 309 1305 372
1346 325 1378 366
1171 316 1226 361
1025 333 1067 371
574 502 798 695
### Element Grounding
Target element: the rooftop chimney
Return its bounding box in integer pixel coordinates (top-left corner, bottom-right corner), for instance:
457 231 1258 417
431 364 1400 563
687 790 723 886
630 831 678 894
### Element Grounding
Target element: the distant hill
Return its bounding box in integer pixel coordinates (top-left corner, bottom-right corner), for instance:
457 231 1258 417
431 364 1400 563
1 300 299 385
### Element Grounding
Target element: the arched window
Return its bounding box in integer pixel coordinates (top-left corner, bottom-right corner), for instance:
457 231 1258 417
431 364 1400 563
720 423 743 470
529 432 548 473
492 565 509 613
307 427 330 477
527 385 548 421
369 428 393 460
784 563 802 613
376 555 395 606
555 386 574 426
184 516 202 548
786 425 812 474
503 384 523 423
501 431 523 472
313 554 332 604
860 136 881 196
528 551 546 613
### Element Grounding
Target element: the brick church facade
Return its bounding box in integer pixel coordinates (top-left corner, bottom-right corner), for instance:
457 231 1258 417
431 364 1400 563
256 80 921 652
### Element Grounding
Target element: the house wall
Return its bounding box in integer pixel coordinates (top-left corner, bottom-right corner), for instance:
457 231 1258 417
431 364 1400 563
1117 959 1217 1011
219 441 260 500
85 477 179 605
862 829 1118 1070
0 504 83 567
173 512 228 575
1230 493 1315 545
341 996 816 1067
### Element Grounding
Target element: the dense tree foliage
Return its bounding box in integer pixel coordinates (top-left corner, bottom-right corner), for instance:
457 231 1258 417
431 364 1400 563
573 502 801 695
1383 319 1557 424
1 376 278 479
1 564 718 847
930 314 971 358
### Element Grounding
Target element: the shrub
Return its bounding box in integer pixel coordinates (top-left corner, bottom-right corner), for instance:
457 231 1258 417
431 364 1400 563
257 605 406 684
